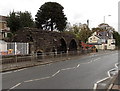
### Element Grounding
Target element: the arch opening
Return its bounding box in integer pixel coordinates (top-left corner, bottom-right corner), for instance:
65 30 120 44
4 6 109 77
69 39 77 51
57 38 67 53
37 50 43 59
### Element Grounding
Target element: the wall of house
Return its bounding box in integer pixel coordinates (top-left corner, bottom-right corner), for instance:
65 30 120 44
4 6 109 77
95 43 115 50
95 44 106 50
107 45 115 50
0 16 10 39
107 39 116 50
0 32 2 39
0 19 8 30
0 31 8 39
0 40 7 52
88 35 99 43
0 22 3 29
88 31 116 50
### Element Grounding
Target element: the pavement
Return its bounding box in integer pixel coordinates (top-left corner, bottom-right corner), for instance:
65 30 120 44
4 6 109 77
1 53 87 72
1 50 115 72
2 50 119 90
110 70 120 90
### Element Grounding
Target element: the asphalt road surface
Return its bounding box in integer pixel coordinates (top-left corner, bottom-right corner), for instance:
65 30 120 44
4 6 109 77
2 50 118 90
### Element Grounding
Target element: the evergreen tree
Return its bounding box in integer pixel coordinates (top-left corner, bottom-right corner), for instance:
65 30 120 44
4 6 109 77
7 11 20 33
113 31 120 47
7 11 34 33
18 11 34 28
35 2 67 31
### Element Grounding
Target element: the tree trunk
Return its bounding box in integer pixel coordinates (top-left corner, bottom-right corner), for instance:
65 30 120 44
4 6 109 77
50 20 53 31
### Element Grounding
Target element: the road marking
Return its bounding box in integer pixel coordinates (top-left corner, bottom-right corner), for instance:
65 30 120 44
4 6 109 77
81 57 100 65
108 67 118 77
23 65 79 83
93 62 119 90
108 70 111 77
90 60 93 63
34 76 51 81
77 64 80 68
86 59 93 64
9 83 21 90
93 83 97 89
24 76 50 83
108 84 113 90
61 67 76 71
93 57 101 62
8 52 115 89
115 63 118 68
2 68 28 75
93 77 110 89
14 68 27 72
52 70 60 77
7 51 118 89
96 77 110 84
24 79 34 82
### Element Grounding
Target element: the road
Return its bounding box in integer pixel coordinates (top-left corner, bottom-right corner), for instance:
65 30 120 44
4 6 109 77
2 51 118 90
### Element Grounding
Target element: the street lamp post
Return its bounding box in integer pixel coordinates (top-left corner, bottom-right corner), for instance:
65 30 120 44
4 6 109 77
103 15 111 23
104 16 105 23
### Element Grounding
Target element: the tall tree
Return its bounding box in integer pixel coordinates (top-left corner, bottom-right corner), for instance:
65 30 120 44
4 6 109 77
18 11 34 28
7 11 20 33
113 31 120 48
7 11 34 33
69 23 92 42
35 2 67 31
78 24 91 42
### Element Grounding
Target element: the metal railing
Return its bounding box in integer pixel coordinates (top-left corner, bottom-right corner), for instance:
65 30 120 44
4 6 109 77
0 49 93 71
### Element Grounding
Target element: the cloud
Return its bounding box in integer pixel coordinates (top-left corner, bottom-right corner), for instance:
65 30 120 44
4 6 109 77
0 0 119 30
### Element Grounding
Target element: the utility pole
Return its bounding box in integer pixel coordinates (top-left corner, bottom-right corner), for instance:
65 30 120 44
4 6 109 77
103 15 111 23
87 19 89 27
104 16 105 23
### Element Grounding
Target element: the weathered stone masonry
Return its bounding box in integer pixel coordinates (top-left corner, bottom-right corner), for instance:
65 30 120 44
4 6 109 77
7 28 81 54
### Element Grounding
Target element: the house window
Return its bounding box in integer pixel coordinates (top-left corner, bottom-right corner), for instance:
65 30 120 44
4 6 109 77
90 38 92 42
111 43 115 45
105 40 107 44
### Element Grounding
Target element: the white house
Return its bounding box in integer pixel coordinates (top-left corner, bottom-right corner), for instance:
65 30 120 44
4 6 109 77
88 31 115 50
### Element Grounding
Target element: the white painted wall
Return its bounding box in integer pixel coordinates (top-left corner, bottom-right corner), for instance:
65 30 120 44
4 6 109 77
88 32 116 50
0 40 7 52
88 35 100 43
107 39 116 50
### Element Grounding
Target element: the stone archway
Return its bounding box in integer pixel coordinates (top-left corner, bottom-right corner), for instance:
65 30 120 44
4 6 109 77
37 50 43 59
57 38 67 53
69 39 77 51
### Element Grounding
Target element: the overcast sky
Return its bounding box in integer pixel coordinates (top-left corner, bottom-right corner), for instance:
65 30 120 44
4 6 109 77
0 0 119 31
